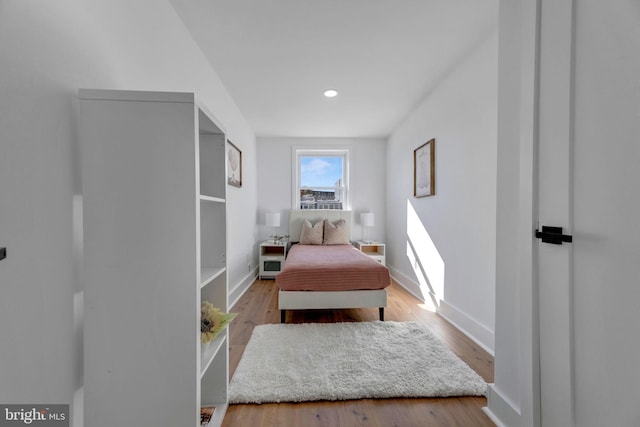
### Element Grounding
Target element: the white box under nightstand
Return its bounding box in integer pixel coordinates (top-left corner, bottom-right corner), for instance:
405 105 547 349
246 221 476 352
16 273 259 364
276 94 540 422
354 241 386 266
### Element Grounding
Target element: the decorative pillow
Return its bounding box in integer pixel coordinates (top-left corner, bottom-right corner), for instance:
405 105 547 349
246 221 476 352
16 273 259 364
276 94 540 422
323 219 349 245
299 219 324 245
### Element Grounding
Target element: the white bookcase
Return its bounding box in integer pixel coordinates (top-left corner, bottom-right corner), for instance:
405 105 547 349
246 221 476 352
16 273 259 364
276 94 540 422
80 89 229 427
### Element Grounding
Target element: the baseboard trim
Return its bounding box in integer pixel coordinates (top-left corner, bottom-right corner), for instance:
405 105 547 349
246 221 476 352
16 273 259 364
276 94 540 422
437 300 494 356
229 268 258 309
389 264 494 356
388 266 428 302
484 384 521 427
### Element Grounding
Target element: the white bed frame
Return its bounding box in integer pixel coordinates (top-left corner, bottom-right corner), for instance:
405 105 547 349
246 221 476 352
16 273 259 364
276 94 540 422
278 209 388 322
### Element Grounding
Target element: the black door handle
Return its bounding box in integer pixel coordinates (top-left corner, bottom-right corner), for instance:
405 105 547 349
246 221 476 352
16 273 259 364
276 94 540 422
535 226 573 245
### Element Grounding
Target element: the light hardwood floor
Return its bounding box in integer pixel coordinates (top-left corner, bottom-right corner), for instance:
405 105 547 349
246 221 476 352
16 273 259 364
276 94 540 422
222 279 495 427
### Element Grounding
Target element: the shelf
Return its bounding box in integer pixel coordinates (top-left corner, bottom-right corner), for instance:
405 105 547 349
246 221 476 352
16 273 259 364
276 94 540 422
200 195 225 203
261 246 286 256
355 241 385 254
80 89 229 427
199 131 226 201
201 402 228 427
201 330 227 378
360 246 384 256
201 267 226 288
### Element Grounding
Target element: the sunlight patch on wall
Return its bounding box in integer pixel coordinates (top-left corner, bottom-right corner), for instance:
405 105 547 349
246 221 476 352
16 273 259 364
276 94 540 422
406 200 445 311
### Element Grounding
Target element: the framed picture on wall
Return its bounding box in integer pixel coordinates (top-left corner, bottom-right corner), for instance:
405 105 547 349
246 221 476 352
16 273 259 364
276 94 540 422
227 141 242 188
414 138 435 197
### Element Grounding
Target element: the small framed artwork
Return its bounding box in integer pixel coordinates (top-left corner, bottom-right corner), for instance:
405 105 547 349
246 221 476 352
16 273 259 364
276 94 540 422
227 141 242 188
414 138 435 197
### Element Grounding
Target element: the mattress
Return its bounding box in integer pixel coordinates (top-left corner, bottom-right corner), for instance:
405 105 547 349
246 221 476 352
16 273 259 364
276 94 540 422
276 244 391 291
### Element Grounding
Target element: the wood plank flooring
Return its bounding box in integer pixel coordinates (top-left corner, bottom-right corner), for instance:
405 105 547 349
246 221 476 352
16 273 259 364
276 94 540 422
222 279 495 427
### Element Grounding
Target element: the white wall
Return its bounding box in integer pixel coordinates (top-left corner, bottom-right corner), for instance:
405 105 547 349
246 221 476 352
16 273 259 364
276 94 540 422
0 1 256 424
226 137 259 306
385 31 498 353
257 137 387 243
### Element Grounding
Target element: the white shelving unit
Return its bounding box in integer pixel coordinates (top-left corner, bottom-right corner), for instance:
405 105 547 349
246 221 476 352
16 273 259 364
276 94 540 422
80 89 229 427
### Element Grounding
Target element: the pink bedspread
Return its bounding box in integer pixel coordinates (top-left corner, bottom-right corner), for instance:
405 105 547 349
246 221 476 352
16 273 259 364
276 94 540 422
276 244 391 291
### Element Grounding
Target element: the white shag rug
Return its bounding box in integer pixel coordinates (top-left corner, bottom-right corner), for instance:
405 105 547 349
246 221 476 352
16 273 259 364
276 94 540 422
229 321 486 404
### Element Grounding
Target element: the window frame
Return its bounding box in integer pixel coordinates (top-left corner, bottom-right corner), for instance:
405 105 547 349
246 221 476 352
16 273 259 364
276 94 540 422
292 147 350 211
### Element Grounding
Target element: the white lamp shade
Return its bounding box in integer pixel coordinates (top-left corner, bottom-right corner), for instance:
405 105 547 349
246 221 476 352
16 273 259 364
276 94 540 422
361 212 375 227
265 212 281 227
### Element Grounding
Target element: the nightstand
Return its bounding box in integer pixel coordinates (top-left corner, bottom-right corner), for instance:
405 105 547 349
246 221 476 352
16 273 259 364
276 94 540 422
259 241 288 279
354 241 386 266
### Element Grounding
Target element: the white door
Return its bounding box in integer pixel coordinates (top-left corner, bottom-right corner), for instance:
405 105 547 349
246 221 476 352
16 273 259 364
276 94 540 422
536 1 640 426
570 1 640 426
535 0 575 426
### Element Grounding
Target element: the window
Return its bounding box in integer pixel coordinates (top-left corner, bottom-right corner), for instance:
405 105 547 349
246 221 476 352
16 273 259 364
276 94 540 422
293 148 349 210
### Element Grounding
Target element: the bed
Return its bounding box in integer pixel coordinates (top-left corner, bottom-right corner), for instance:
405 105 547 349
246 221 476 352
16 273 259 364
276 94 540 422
276 210 391 323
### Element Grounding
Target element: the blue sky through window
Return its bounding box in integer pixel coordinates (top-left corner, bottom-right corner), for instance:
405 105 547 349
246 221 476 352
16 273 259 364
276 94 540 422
300 156 343 187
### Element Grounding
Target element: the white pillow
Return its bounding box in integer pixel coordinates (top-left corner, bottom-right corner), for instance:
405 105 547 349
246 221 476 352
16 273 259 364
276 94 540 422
323 219 349 245
299 219 324 245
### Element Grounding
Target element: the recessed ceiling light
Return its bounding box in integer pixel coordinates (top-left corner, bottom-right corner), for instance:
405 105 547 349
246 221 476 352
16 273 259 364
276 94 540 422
324 89 338 98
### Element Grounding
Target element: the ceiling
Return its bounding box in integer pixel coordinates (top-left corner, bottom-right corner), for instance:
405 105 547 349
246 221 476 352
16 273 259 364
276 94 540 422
170 0 498 138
